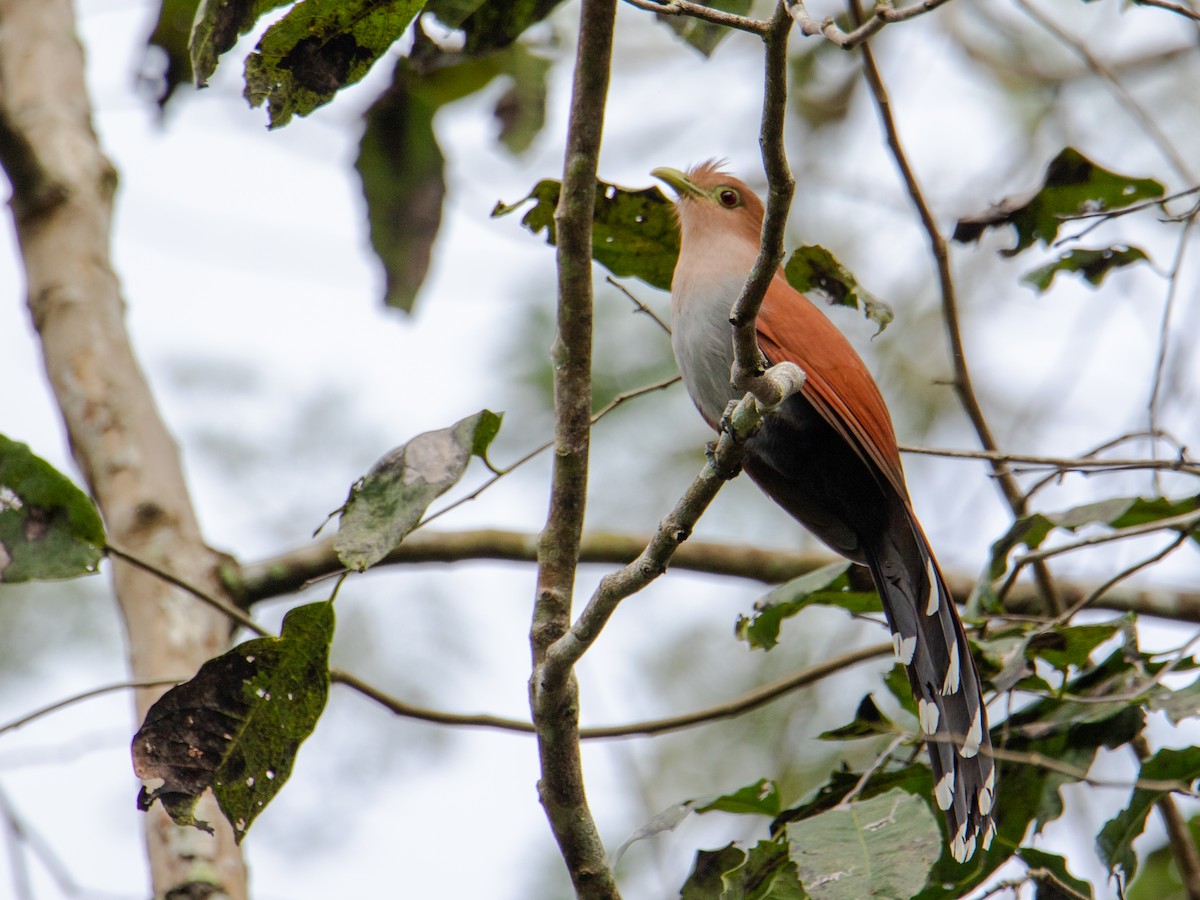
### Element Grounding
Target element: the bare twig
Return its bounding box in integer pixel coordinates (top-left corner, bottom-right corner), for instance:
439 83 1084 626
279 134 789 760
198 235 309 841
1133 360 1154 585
987 745 1199 796
620 0 770 35
0 677 186 737
1014 507 1200 566
335 642 891 740
855 6 1063 612
606 276 672 335
898 443 1200 477
1134 0 1200 21
729 3 796 400
1015 0 1194 182
788 0 954 49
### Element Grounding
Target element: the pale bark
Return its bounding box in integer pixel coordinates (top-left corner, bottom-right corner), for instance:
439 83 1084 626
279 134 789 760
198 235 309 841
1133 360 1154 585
0 1 247 896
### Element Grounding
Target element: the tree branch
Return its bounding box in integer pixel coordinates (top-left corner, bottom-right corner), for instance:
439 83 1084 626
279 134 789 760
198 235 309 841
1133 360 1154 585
530 0 621 894
0 1 246 895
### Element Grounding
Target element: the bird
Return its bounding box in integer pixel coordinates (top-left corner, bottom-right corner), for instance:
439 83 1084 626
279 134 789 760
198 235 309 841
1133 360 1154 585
652 161 995 863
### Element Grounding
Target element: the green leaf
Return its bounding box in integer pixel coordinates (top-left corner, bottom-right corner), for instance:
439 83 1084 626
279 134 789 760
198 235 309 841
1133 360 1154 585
145 0 204 107
1147 675 1200 726
786 790 940 899
133 601 334 842
695 779 782 818
244 0 426 128
1022 246 1150 292
492 44 551 155
449 0 566 55
952 147 1164 255
1097 747 1200 881
1026 622 1121 675
783 245 893 334
817 694 897 741
191 0 292 88
735 562 878 651
0 436 105 583
1017 848 1093 899
658 0 753 57
334 410 502 571
681 839 808 900
493 178 680 291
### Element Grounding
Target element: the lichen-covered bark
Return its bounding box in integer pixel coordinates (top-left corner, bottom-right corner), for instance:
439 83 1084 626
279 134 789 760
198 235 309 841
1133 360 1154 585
0 1 247 896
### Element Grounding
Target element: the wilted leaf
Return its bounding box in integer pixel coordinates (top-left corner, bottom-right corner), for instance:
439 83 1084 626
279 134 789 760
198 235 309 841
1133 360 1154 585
953 148 1164 255
0 435 105 583
493 178 680 291
784 245 893 334
133 601 334 841
334 410 502 571
657 0 753 57
244 0 425 127
735 561 878 651
695 779 782 818
1097 747 1200 881
611 801 697 867
787 790 940 900
191 0 291 87
492 44 551 154
1022 246 1150 292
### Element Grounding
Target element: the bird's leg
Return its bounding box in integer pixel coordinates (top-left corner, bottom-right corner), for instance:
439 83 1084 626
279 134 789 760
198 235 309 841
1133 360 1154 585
731 358 807 412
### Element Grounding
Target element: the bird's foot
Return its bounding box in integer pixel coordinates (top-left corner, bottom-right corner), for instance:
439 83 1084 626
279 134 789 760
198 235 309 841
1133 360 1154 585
733 360 806 412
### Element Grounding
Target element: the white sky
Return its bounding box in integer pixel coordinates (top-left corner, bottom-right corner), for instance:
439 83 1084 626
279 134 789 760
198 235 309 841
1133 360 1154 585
1 1 1199 898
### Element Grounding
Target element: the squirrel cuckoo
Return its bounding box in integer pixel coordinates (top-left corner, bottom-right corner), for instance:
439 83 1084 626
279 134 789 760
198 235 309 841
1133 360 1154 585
653 162 995 863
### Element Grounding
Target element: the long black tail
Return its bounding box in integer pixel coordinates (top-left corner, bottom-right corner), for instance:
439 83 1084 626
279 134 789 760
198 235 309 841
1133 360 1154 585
864 511 995 863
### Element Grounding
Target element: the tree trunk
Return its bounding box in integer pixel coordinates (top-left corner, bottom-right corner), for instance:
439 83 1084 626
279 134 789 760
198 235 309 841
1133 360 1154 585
0 1 248 896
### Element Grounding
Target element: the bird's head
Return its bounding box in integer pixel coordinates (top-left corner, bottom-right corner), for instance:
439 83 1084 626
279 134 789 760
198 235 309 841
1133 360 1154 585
652 161 765 251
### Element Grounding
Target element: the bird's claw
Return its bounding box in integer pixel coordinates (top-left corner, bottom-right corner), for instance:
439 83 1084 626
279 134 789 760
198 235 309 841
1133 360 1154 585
733 360 807 412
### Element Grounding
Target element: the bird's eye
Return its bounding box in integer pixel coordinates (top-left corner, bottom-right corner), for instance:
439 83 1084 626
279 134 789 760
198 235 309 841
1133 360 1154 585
718 188 740 208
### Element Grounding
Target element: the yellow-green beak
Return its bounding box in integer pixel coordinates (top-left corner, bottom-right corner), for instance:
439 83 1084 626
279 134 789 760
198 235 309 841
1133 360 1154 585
651 166 701 199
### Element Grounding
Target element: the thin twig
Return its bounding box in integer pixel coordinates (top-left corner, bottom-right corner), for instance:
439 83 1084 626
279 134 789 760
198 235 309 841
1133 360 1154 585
605 275 672 334
335 642 891 740
788 0 954 49
1015 0 1194 182
1014 507 1200 566
986 745 1199 796
898 443 1200 477
0 677 186 737
855 5 1063 612
620 0 770 35
106 544 268 637
1134 0 1200 21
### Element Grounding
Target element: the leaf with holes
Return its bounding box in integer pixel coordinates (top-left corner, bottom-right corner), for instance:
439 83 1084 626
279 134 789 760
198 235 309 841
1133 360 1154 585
784 245 893 334
953 148 1164 255
493 178 680 291
1022 246 1150 292
191 0 292 87
244 0 426 127
0 435 105 583
133 601 334 842
735 561 879 651
334 410 502 571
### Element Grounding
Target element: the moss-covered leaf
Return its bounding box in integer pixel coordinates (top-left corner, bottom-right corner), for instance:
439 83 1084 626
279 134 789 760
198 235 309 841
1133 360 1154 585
244 0 426 128
493 178 680 291
1022 245 1150 292
133 601 334 842
784 245 893 334
0 436 105 583
191 0 292 87
334 410 502 571
953 148 1164 255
